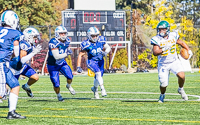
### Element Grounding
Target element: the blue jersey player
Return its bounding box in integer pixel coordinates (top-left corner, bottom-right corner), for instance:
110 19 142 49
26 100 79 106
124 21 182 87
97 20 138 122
47 26 75 101
77 27 111 99
9 27 42 98
0 10 26 119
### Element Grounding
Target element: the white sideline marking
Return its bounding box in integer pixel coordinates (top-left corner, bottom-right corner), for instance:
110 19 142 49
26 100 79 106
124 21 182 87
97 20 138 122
18 91 200 101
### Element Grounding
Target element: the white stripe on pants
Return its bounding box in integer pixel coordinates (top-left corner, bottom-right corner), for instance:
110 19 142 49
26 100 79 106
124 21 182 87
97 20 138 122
0 63 6 97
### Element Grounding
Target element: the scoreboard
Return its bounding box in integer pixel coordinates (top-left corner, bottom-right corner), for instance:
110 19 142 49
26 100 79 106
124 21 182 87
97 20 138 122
62 10 126 42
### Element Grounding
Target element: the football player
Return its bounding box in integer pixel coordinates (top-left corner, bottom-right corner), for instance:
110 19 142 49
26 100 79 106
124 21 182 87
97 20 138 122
0 10 26 119
151 20 193 103
77 27 111 99
9 27 42 98
47 26 75 101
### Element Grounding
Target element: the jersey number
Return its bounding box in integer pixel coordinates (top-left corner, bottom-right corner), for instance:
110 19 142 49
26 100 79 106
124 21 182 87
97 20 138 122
162 44 176 56
91 48 101 56
0 29 8 43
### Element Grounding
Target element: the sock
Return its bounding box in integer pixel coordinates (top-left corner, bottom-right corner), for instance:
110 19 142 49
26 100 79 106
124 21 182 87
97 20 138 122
179 87 183 90
94 79 99 88
67 83 71 88
95 72 105 90
25 83 30 88
57 93 61 97
9 93 18 112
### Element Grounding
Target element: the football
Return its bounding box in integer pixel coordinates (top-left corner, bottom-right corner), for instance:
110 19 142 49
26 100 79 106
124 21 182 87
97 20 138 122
180 48 189 60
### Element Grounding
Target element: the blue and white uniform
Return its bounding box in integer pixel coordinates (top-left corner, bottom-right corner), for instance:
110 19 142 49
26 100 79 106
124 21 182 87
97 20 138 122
10 40 36 79
80 36 106 77
47 37 73 88
0 26 21 97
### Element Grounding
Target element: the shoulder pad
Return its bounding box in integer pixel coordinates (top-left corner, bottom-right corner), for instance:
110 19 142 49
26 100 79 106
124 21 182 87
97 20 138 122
49 38 59 49
80 40 91 50
150 36 160 46
169 32 179 40
98 36 106 42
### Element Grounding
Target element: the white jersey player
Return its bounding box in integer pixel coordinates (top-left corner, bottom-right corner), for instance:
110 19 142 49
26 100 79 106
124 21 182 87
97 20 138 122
150 20 193 103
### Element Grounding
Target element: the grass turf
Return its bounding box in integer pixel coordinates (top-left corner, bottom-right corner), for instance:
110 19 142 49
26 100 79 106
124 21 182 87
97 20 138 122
0 72 200 124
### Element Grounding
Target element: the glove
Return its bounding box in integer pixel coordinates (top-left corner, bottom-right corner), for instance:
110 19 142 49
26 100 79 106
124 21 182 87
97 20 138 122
77 67 83 73
161 45 171 52
100 50 108 57
32 44 42 55
188 50 193 60
67 48 73 55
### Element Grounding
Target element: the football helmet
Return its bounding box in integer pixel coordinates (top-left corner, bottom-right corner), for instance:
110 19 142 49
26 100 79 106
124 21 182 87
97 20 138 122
157 20 170 37
23 27 40 45
55 26 67 41
87 27 99 43
1 10 20 30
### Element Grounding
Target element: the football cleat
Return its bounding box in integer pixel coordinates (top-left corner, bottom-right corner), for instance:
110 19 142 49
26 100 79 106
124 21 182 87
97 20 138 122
178 88 188 101
22 84 34 98
66 85 76 95
57 95 64 102
101 89 107 97
158 94 165 103
6 110 26 119
2 95 7 100
91 86 99 99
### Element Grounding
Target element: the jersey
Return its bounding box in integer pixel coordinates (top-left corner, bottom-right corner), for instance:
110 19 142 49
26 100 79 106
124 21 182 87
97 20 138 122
80 36 106 61
47 37 70 65
151 32 179 64
0 26 22 62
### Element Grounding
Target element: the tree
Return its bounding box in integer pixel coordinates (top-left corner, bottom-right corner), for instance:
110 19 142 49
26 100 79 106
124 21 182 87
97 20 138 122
145 0 199 67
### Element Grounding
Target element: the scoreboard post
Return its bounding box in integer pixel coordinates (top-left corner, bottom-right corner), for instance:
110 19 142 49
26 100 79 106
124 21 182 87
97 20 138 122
62 10 126 43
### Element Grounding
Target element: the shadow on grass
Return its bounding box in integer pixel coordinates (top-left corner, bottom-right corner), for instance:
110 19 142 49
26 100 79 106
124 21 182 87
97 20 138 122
0 116 7 119
0 106 8 108
28 100 55 102
63 98 92 100
122 100 157 102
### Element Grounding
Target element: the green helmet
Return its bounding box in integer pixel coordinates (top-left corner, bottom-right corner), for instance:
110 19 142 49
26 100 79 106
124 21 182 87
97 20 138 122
157 21 170 37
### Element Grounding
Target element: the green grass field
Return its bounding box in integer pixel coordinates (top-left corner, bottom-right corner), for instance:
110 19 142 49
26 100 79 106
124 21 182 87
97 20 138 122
0 72 200 124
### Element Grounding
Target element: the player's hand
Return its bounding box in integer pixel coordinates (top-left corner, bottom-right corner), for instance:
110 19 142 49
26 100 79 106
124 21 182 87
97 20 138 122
188 50 193 60
32 44 42 55
67 48 73 55
100 50 108 57
161 45 171 52
77 67 82 73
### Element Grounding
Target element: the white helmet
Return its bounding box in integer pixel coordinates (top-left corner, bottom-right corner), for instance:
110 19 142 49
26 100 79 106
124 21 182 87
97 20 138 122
1 10 20 30
55 26 67 41
23 27 40 45
87 27 99 43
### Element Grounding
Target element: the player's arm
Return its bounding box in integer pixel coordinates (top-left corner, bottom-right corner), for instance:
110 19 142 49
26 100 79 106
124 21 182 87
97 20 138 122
76 50 87 73
77 50 87 67
177 39 193 59
51 48 67 60
20 44 41 64
13 40 19 57
177 39 190 51
152 45 163 56
103 43 111 54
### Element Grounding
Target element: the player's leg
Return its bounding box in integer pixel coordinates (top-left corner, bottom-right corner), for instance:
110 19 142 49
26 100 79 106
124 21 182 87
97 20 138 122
60 62 75 95
0 63 7 103
98 59 107 97
87 60 106 98
170 60 188 100
158 63 170 103
47 64 63 101
21 65 38 97
5 65 26 119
